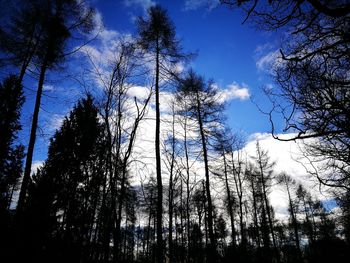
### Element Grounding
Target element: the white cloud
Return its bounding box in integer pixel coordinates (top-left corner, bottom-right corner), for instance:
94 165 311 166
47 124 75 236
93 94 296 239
256 49 281 72
183 0 220 11
31 160 44 175
243 133 332 219
219 82 250 102
43 85 55 92
49 114 65 132
123 0 156 12
127 85 152 101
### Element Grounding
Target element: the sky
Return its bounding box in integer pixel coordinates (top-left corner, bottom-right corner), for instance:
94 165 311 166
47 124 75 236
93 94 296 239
13 0 334 216
21 0 284 163
15 0 277 159
94 0 281 135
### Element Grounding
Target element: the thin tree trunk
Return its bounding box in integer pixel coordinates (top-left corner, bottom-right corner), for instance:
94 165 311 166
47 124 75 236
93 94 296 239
196 96 216 261
285 182 301 259
259 166 279 262
168 109 176 262
231 152 246 247
251 178 261 249
223 153 236 245
184 115 191 260
155 38 163 263
17 55 48 215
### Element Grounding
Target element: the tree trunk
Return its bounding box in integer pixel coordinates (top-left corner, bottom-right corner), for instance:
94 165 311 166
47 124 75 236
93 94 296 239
183 114 191 259
17 55 48 215
196 95 216 261
285 182 301 259
168 109 176 262
155 39 163 263
223 153 236 245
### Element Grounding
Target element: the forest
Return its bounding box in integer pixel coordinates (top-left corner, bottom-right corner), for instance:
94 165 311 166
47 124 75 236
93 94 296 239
0 0 349 262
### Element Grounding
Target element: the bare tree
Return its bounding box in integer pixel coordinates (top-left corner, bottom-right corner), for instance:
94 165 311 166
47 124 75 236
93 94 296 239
85 37 151 260
277 172 302 260
177 69 225 261
221 0 350 191
137 6 185 261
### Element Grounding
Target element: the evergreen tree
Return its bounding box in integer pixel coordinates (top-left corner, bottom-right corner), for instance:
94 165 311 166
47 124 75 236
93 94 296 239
0 75 25 262
16 0 95 214
0 75 24 211
23 95 106 262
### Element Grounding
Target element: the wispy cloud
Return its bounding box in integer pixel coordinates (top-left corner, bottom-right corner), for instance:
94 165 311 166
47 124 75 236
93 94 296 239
123 0 156 12
49 113 66 132
254 42 285 74
256 49 280 72
183 0 220 11
43 84 55 92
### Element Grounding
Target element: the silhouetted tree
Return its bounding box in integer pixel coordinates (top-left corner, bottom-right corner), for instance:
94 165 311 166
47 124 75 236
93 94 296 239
222 0 350 192
252 142 279 262
177 69 225 262
16 0 95 215
277 173 302 260
0 76 24 211
213 132 237 248
0 75 25 262
137 5 186 262
23 95 105 262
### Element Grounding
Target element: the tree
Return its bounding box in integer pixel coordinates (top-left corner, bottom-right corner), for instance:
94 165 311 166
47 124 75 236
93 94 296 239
23 95 106 262
221 0 350 191
16 0 95 215
252 141 279 262
0 1 43 82
177 69 225 261
87 36 152 260
163 99 180 262
229 137 247 249
296 184 317 245
137 5 185 262
0 76 24 212
0 75 25 263
277 173 302 260
213 131 237 247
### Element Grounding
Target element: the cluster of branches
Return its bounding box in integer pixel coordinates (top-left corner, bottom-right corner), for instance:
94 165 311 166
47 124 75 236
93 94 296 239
221 0 350 191
0 2 349 263
220 1 350 239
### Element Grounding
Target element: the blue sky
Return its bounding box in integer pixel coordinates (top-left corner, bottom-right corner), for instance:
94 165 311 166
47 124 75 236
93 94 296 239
93 0 282 135
17 0 285 166
11 0 336 215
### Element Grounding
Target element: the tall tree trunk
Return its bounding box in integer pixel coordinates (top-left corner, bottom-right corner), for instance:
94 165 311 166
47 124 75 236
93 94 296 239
155 39 163 263
250 177 261 249
168 109 176 263
231 153 246 248
285 182 301 259
180 179 185 263
223 153 236 245
17 55 48 215
183 114 191 260
196 96 216 261
259 168 279 262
